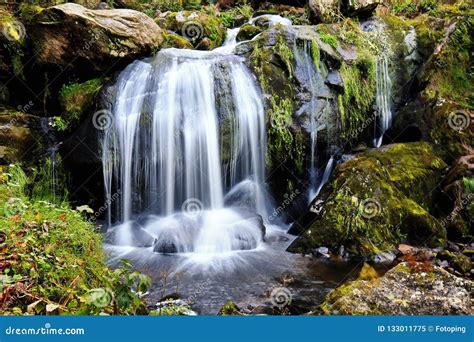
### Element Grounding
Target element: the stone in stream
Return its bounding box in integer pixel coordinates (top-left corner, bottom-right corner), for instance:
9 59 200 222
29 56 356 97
317 262 473 315
105 221 155 248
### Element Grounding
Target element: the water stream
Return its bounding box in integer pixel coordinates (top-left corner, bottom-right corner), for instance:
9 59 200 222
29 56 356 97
101 15 354 313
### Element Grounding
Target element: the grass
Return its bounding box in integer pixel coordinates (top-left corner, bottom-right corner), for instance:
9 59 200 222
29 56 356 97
0 164 150 315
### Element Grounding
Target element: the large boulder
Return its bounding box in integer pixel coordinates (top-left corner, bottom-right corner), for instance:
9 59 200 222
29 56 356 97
30 3 163 75
288 142 448 256
318 262 473 315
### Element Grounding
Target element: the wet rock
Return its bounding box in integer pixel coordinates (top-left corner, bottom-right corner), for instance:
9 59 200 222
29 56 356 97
318 262 473 315
31 3 163 75
236 24 262 42
105 222 155 248
288 142 448 257
325 71 343 91
313 246 330 258
373 251 396 264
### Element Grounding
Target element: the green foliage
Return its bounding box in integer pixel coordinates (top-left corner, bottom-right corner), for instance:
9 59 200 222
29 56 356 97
30 155 68 206
319 32 338 49
0 165 150 315
463 178 474 193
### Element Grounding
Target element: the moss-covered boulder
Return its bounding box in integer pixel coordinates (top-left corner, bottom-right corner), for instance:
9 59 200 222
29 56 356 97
156 11 226 50
317 262 473 315
58 78 104 132
236 24 263 42
0 108 45 165
288 142 448 256
31 3 163 75
161 32 194 49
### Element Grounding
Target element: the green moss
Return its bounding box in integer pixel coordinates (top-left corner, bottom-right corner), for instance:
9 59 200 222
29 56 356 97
161 32 194 49
18 3 43 22
59 78 104 131
272 34 294 80
0 165 150 315
30 155 69 206
339 53 376 140
319 31 338 49
218 301 243 316
267 96 294 167
288 143 448 256
310 39 320 71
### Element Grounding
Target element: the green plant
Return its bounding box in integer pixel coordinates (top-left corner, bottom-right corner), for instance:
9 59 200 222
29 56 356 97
319 32 338 49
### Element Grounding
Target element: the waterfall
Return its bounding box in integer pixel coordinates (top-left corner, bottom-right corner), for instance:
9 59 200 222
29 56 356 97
373 54 392 147
102 48 268 253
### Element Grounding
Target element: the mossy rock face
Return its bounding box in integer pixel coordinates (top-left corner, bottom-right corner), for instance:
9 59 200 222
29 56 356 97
440 155 474 240
161 32 194 49
59 78 104 132
31 3 163 75
288 142 448 256
156 11 226 50
317 262 473 315
236 24 263 42
0 108 45 165
388 14 473 161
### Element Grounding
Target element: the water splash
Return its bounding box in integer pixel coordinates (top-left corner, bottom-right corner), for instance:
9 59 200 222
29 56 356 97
102 48 268 253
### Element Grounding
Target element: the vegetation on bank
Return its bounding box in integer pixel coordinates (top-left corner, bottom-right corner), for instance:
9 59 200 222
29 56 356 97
0 164 150 315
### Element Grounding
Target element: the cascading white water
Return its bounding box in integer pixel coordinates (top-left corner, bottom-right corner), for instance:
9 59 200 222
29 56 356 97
103 47 268 254
373 54 392 147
